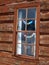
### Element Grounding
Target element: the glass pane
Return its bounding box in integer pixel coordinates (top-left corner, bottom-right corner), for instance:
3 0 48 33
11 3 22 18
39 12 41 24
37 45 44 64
18 9 26 19
27 8 36 18
17 32 26 43
17 44 22 54
21 44 25 54
16 44 25 55
27 20 36 31
26 45 32 56
17 20 26 30
16 44 36 56
25 32 36 44
26 45 36 56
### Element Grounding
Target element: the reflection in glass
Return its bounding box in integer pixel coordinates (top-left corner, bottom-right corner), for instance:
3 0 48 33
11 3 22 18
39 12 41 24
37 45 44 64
26 45 36 56
17 32 36 44
18 9 26 19
17 44 22 54
17 44 25 55
27 8 36 18
21 44 25 54
26 45 33 56
26 33 36 44
17 20 36 31
17 20 26 30
17 44 36 56
17 32 26 43
27 20 35 30
17 32 36 56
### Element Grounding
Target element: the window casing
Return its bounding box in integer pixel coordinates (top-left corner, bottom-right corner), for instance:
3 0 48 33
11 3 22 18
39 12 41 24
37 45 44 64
13 2 40 60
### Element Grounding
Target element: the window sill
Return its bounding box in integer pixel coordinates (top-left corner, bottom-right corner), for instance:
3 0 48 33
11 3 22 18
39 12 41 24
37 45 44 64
13 54 39 62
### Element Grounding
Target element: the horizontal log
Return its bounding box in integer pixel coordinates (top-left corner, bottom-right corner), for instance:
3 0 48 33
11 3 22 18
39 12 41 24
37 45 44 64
0 0 49 13
0 15 14 21
39 57 49 61
39 55 49 58
40 29 49 34
39 59 49 65
40 12 49 19
0 33 13 42
0 0 24 5
0 52 12 58
40 22 49 33
40 35 49 45
40 0 49 3
39 46 49 56
41 3 49 10
0 23 13 31
0 6 14 13
40 22 49 28
39 52 49 57
39 57 49 65
0 0 49 5
40 9 49 13
0 56 36 65
39 46 49 52
40 35 49 41
0 62 11 65
0 61 18 65
0 43 12 52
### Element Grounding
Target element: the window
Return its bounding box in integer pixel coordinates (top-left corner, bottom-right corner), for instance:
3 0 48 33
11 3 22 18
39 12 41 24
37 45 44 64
13 2 40 60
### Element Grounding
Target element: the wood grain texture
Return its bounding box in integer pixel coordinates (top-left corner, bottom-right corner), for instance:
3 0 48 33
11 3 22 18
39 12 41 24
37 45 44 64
40 22 49 33
0 43 12 52
40 35 49 42
0 23 13 31
0 33 13 42
0 15 14 21
0 0 49 65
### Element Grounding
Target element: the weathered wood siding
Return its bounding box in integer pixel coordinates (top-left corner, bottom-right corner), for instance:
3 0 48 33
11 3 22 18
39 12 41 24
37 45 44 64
0 0 49 65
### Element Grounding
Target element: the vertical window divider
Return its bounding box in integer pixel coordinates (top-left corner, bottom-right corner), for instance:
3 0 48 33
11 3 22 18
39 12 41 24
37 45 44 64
25 8 28 55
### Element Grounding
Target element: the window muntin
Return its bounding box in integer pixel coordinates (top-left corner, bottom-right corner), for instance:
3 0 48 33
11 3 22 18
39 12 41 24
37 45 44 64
16 7 36 57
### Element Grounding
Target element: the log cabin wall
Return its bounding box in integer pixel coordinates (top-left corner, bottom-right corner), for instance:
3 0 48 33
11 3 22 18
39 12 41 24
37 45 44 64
0 0 49 65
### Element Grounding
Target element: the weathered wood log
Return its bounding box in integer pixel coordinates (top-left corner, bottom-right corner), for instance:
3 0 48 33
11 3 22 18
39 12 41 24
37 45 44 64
39 57 49 61
39 46 49 52
39 57 49 65
0 23 13 31
40 1 49 8
0 33 13 42
0 15 14 21
40 29 49 34
39 46 49 56
0 52 12 58
0 0 25 5
0 56 36 65
40 12 49 19
40 22 49 33
0 43 12 52
40 22 49 27
0 6 14 13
